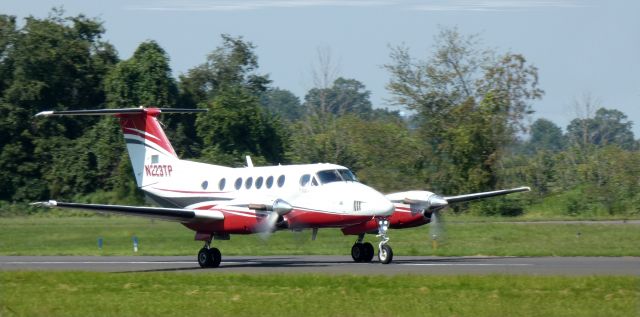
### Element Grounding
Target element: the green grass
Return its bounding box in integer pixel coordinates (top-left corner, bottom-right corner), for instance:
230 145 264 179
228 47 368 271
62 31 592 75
0 272 637 317
0 216 639 256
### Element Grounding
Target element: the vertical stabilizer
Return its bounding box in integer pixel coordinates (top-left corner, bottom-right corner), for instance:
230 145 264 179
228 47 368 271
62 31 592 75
36 107 206 189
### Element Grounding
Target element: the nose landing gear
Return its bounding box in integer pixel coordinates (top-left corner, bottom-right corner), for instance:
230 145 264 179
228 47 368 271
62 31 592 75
376 217 393 264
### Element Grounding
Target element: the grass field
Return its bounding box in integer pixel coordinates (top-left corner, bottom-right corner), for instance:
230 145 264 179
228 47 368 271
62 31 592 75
0 272 637 317
0 216 639 256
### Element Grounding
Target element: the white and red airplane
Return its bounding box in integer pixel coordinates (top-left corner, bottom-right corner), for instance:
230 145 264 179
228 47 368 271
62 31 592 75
34 107 529 267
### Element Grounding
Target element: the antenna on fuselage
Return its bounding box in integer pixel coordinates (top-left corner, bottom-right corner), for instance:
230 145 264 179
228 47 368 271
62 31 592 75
246 155 254 168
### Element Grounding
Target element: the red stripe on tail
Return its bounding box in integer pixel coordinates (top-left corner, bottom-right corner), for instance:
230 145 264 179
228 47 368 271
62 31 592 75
117 108 177 157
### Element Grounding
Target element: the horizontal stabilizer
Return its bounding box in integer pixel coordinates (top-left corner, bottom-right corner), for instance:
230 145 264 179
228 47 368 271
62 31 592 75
35 108 206 117
31 200 224 222
444 186 531 204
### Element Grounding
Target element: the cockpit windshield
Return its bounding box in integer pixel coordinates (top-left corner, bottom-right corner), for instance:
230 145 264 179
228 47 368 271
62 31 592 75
316 169 358 184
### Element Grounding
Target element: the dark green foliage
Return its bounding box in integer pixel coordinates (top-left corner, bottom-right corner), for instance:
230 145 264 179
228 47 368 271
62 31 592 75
303 77 373 117
526 118 565 153
183 34 287 166
0 10 117 201
260 88 303 122
566 107 636 150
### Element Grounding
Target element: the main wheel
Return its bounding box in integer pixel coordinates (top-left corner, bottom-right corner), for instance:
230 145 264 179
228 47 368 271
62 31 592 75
362 242 374 263
351 243 365 262
198 247 213 268
378 244 393 264
209 247 222 268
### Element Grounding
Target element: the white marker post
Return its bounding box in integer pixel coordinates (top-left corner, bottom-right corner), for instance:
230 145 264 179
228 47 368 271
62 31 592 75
133 236 139 253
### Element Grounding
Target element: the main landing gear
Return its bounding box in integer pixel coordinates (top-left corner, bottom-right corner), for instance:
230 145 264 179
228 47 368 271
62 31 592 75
351 234 374 262
197 240 221 268
350 217 394 264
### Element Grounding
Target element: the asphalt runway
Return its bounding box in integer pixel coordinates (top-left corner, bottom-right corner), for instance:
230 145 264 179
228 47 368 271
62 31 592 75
1 255 638 275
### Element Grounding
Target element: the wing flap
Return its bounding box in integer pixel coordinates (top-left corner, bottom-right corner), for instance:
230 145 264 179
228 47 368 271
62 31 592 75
32 200 224 222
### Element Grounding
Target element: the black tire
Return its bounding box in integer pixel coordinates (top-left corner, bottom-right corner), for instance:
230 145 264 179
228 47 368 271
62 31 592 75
198 248 213 268
378 244 393 264
209 247 222 268
362 242 374 263
351 243 364 262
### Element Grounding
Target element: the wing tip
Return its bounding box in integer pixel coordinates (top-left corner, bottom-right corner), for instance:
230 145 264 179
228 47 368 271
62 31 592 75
35 111 54 117
30 200 57 207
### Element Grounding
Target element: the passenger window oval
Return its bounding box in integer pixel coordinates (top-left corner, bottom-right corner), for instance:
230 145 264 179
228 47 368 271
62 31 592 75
218 178 226 191
266 176 274 188
235 177 242 190
245 177 253 189
256 176 264 189
277 175 285 188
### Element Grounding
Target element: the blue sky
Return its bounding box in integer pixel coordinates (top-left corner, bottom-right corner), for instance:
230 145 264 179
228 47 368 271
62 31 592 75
2 0 639 134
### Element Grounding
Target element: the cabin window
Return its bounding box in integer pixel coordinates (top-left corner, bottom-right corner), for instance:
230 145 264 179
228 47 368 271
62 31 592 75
218 178 226 191
235 177 242 190
277 175 285 187
299 174 311 187
256 176 264 189
201 180 208 190
245 177 253 189
266 176 274 188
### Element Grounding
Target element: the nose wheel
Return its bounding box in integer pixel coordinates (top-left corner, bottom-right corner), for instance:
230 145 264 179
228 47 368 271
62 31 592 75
376 217 393 264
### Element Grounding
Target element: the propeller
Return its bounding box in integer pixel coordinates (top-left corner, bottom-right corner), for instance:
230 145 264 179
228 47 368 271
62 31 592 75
250 199 293 240
403 193 449 245
425 194 448 244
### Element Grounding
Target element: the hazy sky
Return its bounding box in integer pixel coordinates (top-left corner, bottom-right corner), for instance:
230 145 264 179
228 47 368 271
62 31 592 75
2 0 639 134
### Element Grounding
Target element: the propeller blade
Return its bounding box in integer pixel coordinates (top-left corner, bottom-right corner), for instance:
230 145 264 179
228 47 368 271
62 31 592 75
428 209 447 244
257 212 280 240
254 199 293 240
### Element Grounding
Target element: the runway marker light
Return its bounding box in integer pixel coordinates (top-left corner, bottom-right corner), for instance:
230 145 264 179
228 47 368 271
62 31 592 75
431 234 438 250
133 236 139 253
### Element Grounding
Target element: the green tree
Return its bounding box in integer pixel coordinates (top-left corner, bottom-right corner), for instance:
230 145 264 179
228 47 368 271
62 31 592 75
303 77 373 117
260 88 303 122
385 27 543 195
184 35 286 166
0 10 117 201
527 118 565 153
566 108 635 150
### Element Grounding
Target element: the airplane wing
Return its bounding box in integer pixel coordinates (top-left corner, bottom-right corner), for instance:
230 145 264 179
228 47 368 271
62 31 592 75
31 200 224 222
444 186 531 204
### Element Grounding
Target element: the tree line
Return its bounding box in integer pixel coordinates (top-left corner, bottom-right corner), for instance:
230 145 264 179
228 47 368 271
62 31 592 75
1 11 638 217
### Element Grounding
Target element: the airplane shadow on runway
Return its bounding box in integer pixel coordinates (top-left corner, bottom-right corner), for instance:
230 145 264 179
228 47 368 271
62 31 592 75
115 256 528 273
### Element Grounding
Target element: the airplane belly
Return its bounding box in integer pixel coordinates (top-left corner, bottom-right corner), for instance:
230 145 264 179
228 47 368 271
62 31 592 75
285 208 372 228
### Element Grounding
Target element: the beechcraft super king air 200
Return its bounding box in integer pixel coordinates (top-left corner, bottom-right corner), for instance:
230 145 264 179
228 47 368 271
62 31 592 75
33 107 530 267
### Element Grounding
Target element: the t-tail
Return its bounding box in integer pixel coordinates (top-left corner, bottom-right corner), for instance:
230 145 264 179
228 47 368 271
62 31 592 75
36 107 206 188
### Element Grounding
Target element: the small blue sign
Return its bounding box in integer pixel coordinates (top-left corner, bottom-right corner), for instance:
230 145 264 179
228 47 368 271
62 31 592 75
97 237 103 250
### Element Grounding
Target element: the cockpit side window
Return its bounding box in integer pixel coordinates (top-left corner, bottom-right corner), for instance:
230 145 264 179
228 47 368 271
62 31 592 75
338 169 358 182
316 170 342 184
317 169 359 184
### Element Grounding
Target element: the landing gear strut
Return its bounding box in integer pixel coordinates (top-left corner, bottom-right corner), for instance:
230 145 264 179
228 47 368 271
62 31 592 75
351 233 374 262
376 217 393 264
197 239 221 268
